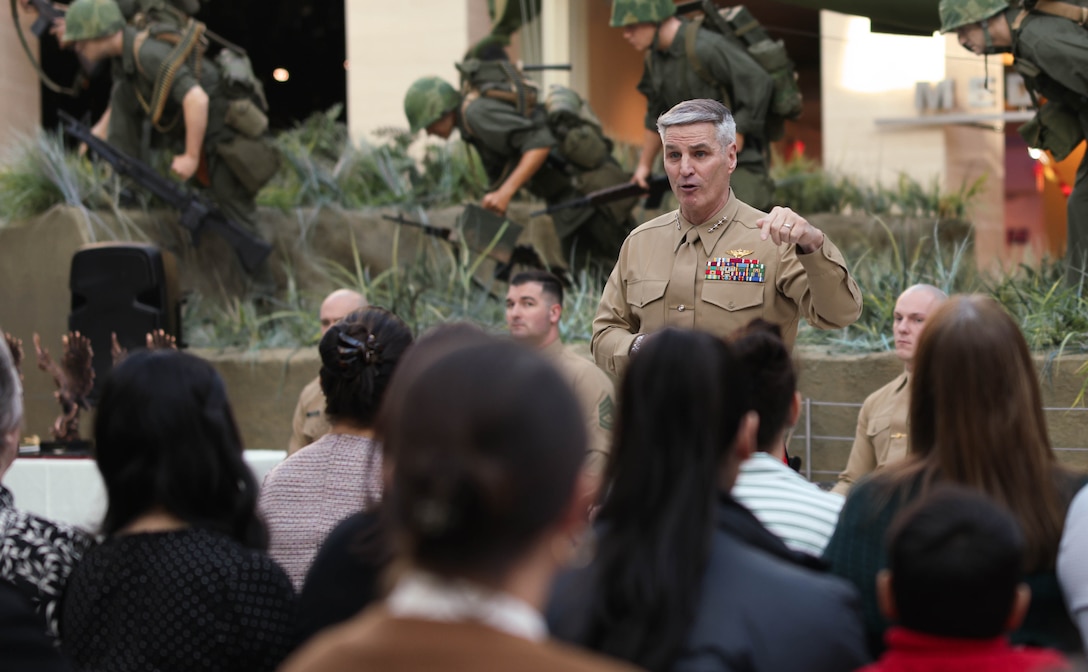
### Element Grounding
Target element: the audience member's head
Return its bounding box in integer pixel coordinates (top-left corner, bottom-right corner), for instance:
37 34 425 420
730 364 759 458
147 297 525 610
879 486 1029 640
905 294 1064 571
0 331 22 477
319 288 368 336
386 339 588 585
505 271 564 349
589 328 755 670
731 319 798 454
892 284 947 370
94 350 265 547
318 307 413 429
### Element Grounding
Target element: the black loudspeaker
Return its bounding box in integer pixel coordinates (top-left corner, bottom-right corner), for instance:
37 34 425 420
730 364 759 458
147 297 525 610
68 243 181 400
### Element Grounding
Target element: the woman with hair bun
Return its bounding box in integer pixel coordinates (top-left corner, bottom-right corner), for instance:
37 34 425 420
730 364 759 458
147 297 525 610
259 307 413 589
280 339 639 672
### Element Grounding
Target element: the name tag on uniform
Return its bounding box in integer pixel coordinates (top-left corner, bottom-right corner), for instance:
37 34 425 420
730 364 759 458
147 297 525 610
706 257 765 283
305 410 322 418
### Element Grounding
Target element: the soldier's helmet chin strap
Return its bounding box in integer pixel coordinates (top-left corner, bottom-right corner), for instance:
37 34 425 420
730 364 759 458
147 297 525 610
979 16 1013 55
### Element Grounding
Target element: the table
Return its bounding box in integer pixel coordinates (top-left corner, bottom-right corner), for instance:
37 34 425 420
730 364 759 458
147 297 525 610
4 449 286 531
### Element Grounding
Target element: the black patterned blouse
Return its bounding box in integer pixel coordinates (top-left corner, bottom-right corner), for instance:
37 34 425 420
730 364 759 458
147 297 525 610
0 485 94 639
59 527 299 672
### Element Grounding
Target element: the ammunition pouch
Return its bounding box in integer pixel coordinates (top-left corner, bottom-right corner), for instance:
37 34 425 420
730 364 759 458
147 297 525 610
573 162 637 223
217 135 281 194
560 125 609 171
1020 102 1085 162
749 39 803 122
225 98 269 139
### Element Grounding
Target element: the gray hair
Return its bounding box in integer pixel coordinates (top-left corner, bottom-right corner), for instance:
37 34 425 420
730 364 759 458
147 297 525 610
0 332 22 435
657 98 736 152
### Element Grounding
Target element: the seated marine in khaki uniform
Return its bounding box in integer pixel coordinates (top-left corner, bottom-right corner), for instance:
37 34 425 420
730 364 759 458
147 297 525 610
506 270 614 479
832 284 947 495
288 289 368 456
591 99 862 378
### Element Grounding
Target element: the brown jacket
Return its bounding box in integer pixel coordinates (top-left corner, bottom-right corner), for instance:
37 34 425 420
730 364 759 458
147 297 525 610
591 194 862 377
279 608 643 672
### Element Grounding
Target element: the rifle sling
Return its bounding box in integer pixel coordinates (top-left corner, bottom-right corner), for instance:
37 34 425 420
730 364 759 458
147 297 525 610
9 0 82 97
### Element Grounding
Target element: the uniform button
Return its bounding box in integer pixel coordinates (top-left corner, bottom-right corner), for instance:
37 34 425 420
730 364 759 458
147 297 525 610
678 304 686 312
727 301 735 309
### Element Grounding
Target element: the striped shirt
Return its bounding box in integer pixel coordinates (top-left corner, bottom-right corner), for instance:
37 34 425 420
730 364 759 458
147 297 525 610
732 453 844 556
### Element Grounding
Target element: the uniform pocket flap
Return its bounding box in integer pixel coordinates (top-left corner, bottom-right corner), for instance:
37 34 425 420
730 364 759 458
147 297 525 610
702 282 763 312
627 279 667 308
866 416 891 438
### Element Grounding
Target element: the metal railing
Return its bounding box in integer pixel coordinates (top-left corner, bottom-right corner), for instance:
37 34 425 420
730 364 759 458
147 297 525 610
792 398 1088 484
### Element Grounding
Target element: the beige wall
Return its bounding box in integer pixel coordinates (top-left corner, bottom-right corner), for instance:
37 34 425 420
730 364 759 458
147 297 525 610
345 0 490 143
0 8 42 152
820 11 947 186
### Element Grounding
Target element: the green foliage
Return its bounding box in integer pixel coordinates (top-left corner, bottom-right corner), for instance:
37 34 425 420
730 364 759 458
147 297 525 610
257 106 487 211
771 152 986 220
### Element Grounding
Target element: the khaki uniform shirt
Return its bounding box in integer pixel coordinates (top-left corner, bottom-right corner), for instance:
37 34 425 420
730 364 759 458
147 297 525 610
832 371 910 496
287 376 330 455
591 194 863 377
541 339 615 475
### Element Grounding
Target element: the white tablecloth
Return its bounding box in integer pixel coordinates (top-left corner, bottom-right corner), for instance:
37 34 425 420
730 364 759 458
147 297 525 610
4 449 286 531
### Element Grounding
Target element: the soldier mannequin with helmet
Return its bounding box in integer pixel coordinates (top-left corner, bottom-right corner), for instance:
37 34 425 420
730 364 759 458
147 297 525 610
941 0 1088 286
403 72 635 263
61 0 277 262
611 0 778 210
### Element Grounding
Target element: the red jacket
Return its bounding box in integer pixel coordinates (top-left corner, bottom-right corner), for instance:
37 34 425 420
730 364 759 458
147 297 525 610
860 628 1068 672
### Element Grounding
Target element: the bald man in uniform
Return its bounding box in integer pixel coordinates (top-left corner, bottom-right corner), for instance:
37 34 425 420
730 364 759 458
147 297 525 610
506 270 614 478
832 284 948 495
287 289 368 455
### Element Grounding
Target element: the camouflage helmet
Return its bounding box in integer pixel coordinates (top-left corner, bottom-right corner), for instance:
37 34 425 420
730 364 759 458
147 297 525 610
404 77 460 134
939 0 1009 32
63 0 125 42
609 0 677 28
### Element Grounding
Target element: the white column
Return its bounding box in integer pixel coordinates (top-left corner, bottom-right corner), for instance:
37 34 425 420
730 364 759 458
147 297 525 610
0 7 42 150
539 0 571 92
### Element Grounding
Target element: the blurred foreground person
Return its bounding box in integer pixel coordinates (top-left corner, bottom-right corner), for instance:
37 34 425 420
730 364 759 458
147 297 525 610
261 307 413 589
824 295 1087 655
295 323 491 642
860 486 1069 672
550 328 869 671
60 350 298 672
280 340 639 672
0 330 92 640
730 320 843 556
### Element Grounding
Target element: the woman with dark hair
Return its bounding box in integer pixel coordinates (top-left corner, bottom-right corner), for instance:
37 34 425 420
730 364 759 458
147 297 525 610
59 350 297 672
295 322 491 642
824 294 1088 655
259 306 413 589
730 320 844 556
549 328 869 671
280 339 638 672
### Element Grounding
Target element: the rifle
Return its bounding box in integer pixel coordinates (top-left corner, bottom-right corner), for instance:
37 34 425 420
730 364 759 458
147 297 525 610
381 214 454 241
58 111 273 273
530 174 673 217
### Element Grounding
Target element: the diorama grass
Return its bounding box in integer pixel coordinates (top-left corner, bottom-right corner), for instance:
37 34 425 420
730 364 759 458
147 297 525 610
4 112 1088 395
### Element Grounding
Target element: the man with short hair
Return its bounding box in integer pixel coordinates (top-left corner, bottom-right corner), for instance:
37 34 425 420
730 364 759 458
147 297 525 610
507 270 614 475
288 289 368 455
591 98 862 377
833 284 948 495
